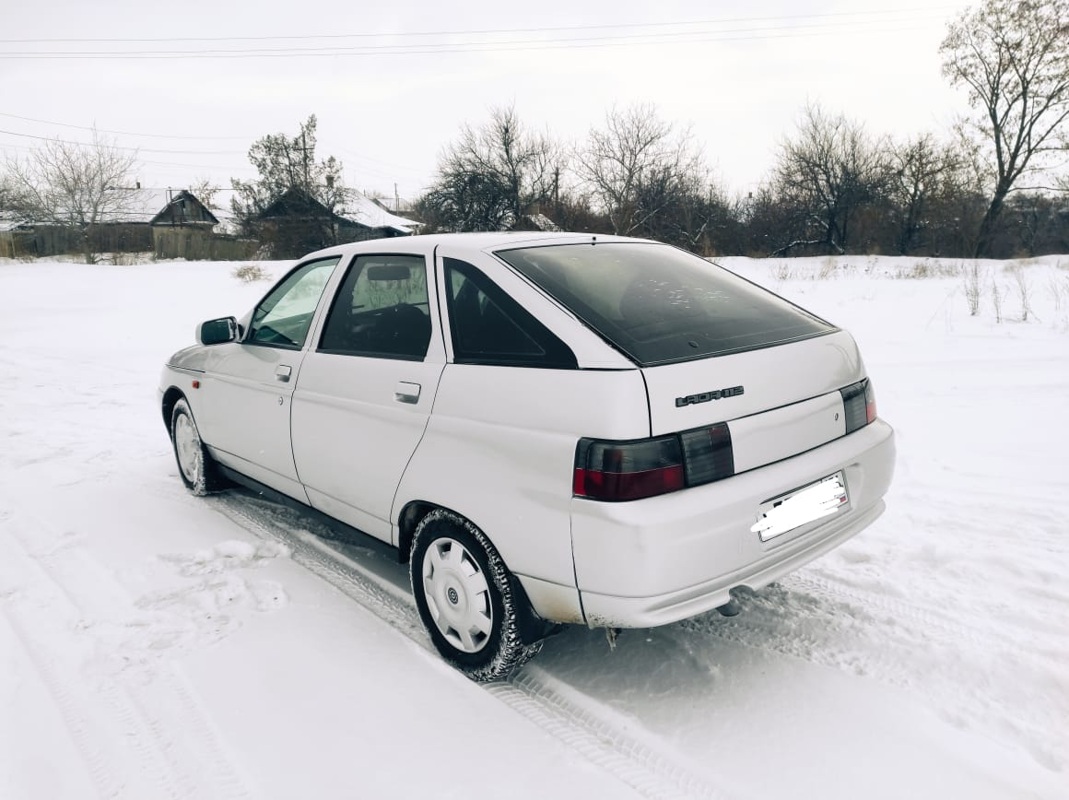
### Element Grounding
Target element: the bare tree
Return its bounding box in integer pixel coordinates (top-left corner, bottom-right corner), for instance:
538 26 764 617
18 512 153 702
886 134 960 254
941 0 1069 256
189 177 222 210
770 103 888 255
421 105 560 231
0 173 17 210
4 131 141 263
576 104 706 237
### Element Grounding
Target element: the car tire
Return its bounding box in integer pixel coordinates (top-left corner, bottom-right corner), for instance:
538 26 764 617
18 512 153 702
170 397 225 496
411 509 542 682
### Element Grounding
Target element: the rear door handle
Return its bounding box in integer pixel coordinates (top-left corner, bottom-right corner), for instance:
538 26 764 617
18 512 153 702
394 381 421 404
276 365 292 382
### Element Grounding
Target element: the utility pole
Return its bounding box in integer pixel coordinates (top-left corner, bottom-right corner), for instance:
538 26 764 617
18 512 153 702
301 129 310 189
553 167 560 218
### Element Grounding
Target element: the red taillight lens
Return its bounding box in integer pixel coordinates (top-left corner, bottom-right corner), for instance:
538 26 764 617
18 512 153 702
573 463 685 501
574 424 735 502
573 436 685 501
864 380 877 424
841 378 877 434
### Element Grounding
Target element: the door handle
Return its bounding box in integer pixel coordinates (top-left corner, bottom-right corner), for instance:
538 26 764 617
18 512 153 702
394 381 421 404
276 365 292 382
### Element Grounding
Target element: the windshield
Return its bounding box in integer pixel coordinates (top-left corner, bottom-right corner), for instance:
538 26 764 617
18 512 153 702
496 242 835 366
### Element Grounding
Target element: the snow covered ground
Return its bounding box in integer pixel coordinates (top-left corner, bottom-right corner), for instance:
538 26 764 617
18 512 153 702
0 252 1066 800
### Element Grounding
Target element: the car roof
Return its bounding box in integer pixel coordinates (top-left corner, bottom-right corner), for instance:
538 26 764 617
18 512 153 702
305 231 650 261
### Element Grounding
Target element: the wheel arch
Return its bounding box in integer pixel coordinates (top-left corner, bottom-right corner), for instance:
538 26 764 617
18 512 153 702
161 386 186 431
396 499 437 564
399 500 558 645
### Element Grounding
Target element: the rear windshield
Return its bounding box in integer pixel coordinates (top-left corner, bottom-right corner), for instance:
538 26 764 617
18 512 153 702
496 242 835 366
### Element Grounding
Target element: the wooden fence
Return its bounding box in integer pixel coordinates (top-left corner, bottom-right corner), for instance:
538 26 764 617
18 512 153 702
153 227 258 261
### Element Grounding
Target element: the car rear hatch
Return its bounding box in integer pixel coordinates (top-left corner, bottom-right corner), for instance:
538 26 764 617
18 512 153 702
495 240 877 501
642 328 865 470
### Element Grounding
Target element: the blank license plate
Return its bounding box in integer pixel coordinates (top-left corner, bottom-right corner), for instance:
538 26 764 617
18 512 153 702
751 472 848 542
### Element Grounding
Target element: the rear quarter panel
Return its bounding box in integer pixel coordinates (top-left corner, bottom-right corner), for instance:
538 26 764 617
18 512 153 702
393 364 648 595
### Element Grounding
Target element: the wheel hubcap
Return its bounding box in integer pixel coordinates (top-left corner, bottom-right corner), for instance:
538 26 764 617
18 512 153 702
422 537 493 654
174 414 202 484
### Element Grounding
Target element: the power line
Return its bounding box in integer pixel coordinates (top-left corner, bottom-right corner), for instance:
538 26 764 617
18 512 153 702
0 128 245 156
0 13 955 59
0 8 960 44
0 126 424 177
0 25 944 59
0 112 252 141
0 130 412 182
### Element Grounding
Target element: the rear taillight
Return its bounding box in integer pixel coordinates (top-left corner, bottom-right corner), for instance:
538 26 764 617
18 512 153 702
574 422 734 502
840 378 877 434
680 423 734 484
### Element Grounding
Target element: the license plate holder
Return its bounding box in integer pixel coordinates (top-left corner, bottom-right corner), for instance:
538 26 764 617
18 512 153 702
751 471 849 542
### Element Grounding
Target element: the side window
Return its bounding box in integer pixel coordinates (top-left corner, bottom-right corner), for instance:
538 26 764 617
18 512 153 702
248 257 340 349
319 255 431 360
443 257 576 369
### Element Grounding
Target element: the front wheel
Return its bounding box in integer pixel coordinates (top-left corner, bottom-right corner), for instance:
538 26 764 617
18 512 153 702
410 509 541 682
170 398 225 496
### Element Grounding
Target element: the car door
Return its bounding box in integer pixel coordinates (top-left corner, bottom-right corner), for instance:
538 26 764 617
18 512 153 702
199 256 341 499
290 251 446 543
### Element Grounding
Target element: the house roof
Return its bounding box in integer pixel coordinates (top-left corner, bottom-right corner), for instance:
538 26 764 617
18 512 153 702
148 190 219 226
256 187 420 235
96 188 176 224
0 211 33 233
341 192 420 235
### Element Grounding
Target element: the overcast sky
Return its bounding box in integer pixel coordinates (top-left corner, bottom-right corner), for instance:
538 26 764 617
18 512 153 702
1 0 976 204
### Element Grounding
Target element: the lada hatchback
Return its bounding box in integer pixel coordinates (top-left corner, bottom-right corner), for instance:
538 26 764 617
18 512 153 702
160 232 895 680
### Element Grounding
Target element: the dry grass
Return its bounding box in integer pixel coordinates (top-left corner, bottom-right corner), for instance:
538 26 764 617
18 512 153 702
232 263 270 283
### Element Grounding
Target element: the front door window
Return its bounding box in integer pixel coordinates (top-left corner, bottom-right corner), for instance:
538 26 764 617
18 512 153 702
248 257 340 349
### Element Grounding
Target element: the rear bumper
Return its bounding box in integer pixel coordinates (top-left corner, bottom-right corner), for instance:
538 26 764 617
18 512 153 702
571 419 895 628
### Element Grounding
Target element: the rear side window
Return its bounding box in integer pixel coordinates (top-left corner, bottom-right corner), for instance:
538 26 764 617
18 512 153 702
443 257 576 369
496 242 835 366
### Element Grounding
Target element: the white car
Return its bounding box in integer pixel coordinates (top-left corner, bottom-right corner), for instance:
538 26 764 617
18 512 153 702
160 232 895 680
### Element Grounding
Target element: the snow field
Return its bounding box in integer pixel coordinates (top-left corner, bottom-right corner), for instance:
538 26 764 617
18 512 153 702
0 253 1066 799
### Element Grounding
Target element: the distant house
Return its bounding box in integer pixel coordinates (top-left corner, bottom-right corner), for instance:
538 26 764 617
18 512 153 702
0 211 35 258
149 189 218 228
346 192 421 236
150 189 256 261
513 212 561 233
0 190 154 259
1 188 256 261
254 187 420 258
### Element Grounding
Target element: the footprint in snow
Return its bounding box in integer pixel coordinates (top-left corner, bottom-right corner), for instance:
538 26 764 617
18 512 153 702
87 540 292 676
161 539 291 576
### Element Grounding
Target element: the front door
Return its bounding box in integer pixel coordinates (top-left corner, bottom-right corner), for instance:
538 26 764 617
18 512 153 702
199 256 340 498
291 252 445 543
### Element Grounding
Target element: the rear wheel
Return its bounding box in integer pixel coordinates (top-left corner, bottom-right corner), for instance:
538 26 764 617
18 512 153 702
170 398 225 496
410 509 541 681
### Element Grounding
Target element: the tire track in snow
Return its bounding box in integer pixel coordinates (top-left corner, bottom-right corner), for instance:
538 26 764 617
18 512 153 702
1 604 127 799
488 669 727 800
210 493 729 800
684 570 1066 774
0 506 256 800
784 571 1068 773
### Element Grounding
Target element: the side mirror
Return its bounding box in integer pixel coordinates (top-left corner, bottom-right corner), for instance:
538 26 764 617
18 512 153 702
197 316 239 346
